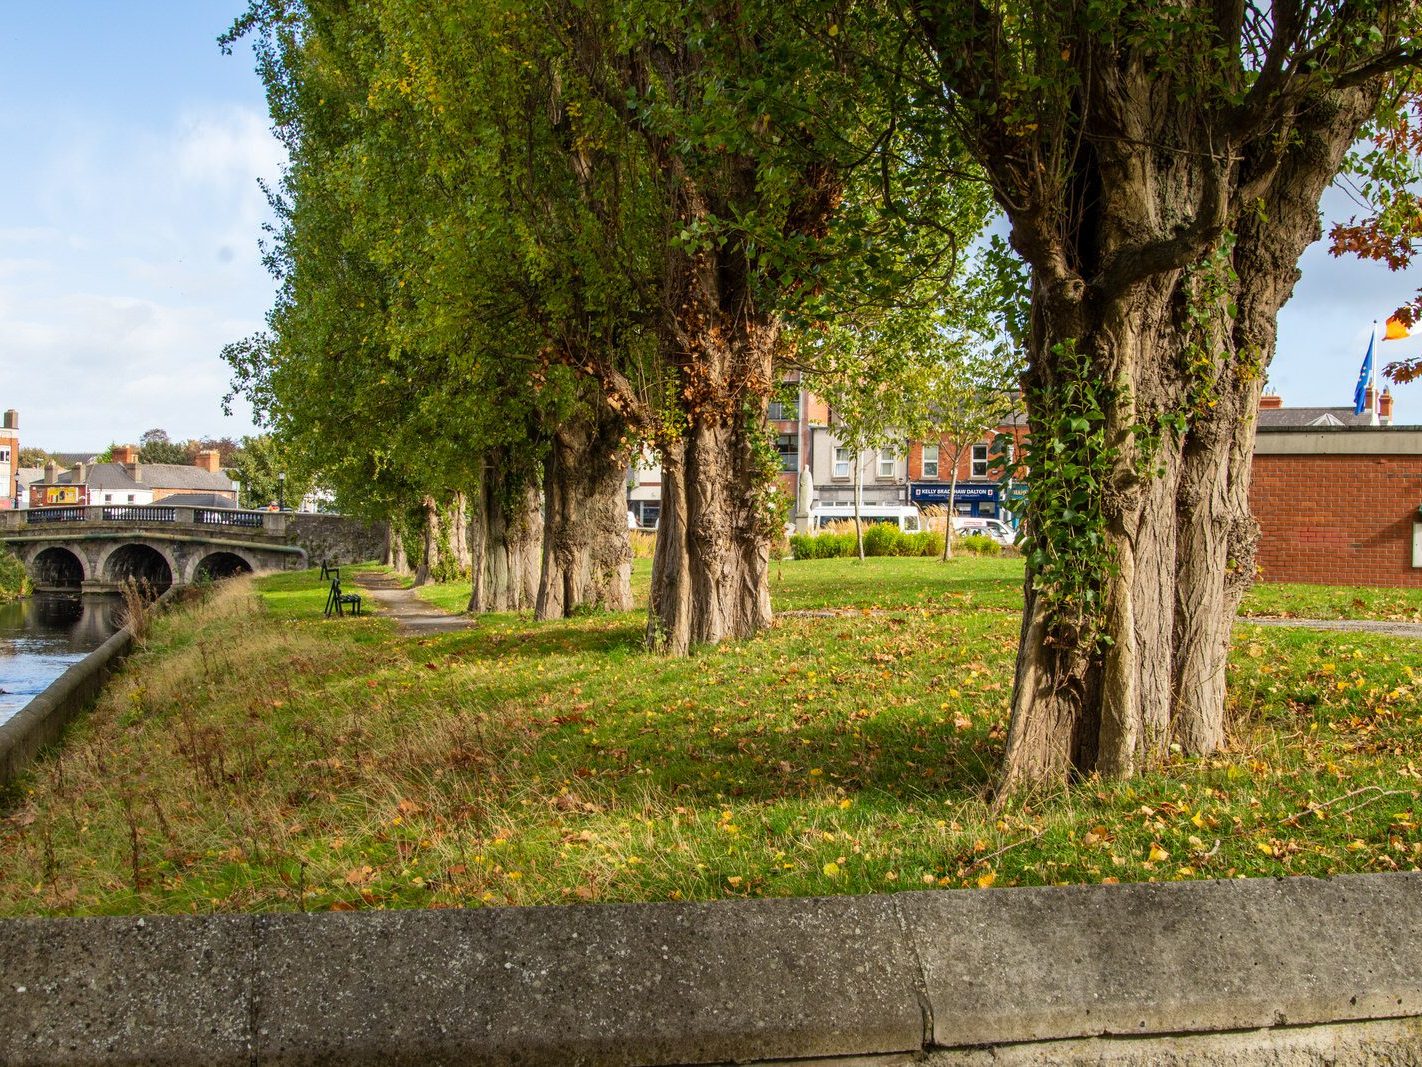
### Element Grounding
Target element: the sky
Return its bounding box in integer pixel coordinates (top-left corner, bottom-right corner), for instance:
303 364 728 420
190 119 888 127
1 6 1420 452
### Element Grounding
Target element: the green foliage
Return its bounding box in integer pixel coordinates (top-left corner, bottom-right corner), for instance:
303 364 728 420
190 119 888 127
0 547 29 602
956 534 1001 557
1017 339 1115 645
791 528 944 560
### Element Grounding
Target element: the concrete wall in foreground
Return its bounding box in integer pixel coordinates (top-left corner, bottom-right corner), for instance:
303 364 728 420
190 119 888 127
3 872 1420 1065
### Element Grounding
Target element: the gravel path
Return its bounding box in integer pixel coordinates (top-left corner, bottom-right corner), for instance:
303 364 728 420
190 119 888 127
350 572 477 635
1237 616 1422 639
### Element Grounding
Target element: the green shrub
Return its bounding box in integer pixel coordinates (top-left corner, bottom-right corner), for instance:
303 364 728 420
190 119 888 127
861 523 901 557
957 534 1002 556
789 533 856 559
905 531 945 557
0 546 28 602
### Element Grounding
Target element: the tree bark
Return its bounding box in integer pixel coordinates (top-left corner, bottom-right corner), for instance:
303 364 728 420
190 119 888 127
448 491 474 576
996 85 1380 794
385 526 410 575
468 452 543 613
536 405 632 619
648 392 776 654
412 494 443 587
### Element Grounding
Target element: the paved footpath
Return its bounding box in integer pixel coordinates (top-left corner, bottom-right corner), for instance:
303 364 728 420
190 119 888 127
350 572 477 635
1238 616 1422 639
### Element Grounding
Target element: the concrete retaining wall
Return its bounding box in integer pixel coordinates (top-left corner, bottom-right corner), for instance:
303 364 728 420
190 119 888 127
3 872 1420 1064
0 623 133 789
0 589 175 788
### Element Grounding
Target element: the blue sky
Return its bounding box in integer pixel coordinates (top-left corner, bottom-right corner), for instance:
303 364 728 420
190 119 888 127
1 6 1420 452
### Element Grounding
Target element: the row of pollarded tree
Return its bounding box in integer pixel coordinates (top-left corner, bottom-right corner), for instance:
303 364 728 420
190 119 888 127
224 0 1422 792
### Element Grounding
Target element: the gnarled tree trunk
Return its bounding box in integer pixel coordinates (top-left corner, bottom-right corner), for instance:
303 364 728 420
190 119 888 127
468 451 542 613
536 404 632 619
385 525 410 575
412 494 443 587
997 87 1379 794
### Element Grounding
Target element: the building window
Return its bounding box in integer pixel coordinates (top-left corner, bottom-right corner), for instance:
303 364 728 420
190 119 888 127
776 433 799 472
922 444 939 479
0 446 9 463
878 448 896 478
104 494 113 503
768 397 799 422
971 444 989 478
833 447 852 479
127 494 136 503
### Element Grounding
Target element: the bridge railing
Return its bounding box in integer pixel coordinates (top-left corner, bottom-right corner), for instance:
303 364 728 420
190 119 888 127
5 505 280 533
195 509 264 528
24 506 87 524
102 505 176 523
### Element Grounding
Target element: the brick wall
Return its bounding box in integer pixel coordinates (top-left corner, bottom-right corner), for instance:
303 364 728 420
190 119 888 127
1249 452 1422 586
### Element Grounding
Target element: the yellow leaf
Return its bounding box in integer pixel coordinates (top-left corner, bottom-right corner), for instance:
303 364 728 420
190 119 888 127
726 875 743 886
1257 842 1274 856
822 862 841 878
977 870 997 889
1148 844 1169 863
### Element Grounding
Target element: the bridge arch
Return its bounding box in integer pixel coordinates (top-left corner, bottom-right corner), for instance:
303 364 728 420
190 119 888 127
97 542 176 594
30 546 86 590
189 549 256 584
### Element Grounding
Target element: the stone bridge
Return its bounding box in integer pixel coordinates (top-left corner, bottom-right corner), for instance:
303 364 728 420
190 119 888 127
0 506 387 594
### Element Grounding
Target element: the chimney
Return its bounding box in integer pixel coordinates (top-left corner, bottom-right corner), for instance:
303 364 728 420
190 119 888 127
195 449 222 473
74 462 86 484
1258 393 1284 410
1380 388 1394 425
1365 384 1377 415
2 409 16 430
44 460 58 483
115 444 139 464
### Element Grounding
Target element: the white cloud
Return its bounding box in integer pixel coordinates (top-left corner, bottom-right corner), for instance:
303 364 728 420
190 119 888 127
0 102 280 447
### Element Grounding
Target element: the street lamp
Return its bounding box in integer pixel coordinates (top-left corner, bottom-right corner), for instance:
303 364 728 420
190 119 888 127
277 471 286 512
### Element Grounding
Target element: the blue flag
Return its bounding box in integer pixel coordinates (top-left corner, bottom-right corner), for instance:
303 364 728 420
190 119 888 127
1354 332 1375 415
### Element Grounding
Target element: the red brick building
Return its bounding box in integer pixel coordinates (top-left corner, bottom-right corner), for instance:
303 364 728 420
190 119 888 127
1249 423 1422 587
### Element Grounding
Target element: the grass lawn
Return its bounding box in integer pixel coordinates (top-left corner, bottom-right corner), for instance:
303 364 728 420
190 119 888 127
0 558 1417 916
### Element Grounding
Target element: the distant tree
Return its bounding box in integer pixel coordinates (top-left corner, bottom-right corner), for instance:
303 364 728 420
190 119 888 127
227 435 311 509
17 447 50 468
137 429 189 465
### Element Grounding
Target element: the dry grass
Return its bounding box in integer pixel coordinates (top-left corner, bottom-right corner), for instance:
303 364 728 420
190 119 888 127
2 562 1419 917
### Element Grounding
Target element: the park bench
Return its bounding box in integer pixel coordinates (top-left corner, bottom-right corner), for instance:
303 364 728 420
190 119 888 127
323 567 362 618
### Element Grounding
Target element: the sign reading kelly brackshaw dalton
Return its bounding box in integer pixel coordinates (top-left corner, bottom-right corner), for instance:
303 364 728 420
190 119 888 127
908 482 998 505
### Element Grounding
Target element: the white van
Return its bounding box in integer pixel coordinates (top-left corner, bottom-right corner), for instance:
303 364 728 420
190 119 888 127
952 516 1016 546
810 503 923 533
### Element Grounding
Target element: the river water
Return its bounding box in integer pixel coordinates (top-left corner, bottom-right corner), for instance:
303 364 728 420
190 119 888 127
0 596 123 726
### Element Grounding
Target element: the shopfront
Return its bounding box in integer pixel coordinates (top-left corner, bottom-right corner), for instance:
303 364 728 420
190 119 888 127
909 481 999 516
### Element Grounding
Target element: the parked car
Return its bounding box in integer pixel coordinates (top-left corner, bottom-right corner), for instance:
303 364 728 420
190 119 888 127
952 516 1016 546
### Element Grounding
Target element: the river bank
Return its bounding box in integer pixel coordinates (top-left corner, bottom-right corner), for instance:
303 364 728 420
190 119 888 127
0 561 1418 916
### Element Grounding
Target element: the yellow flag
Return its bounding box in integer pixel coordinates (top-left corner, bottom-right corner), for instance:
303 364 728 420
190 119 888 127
1384 316 1412 341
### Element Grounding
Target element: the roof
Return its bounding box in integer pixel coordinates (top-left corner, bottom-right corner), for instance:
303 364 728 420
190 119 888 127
1255 406 1377 428
47 452 99 467
50 462 234 493
14 467 43 485
157 492 240 509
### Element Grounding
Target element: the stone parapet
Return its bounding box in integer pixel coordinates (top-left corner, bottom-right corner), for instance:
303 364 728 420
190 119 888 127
2 873 1420 1064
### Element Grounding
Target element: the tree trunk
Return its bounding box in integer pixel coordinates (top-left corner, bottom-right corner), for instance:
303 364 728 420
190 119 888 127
942 463 961 562
385 526 410 575
648 402 775 654
412 494 442 587
448 491 474 576
998 88 1379 794
853 453 865 560
536 406 632 619
468 453 543 613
